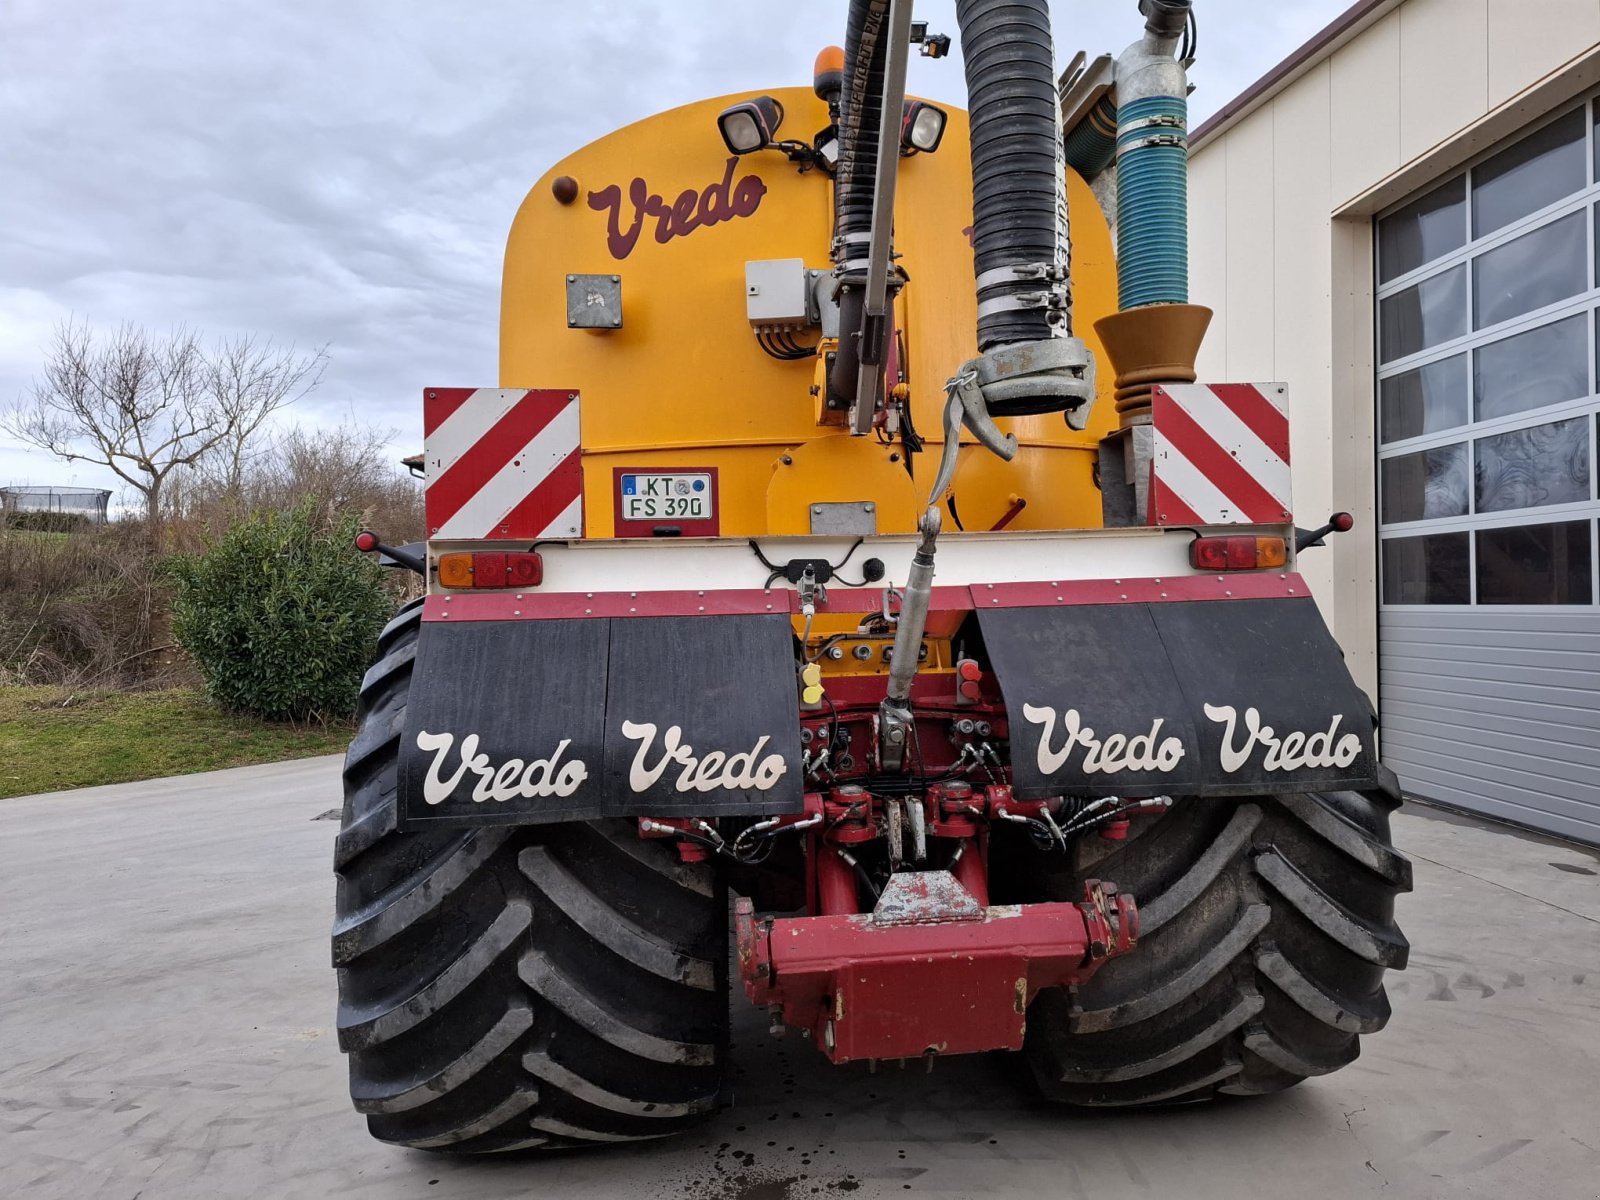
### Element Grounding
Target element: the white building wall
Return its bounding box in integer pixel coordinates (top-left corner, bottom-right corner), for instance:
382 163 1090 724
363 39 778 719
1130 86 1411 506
1187 0 1600 699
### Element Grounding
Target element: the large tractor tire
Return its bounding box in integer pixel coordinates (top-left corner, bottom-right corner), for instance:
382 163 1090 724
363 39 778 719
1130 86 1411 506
331 600 727 1151
1024 791 1411 1105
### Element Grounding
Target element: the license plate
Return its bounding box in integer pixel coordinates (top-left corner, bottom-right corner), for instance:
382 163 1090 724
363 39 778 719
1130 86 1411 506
619 473 713 522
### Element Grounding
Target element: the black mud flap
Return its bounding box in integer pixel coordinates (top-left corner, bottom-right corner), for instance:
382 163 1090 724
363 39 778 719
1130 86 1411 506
979 597 1379 799
397 614 804 828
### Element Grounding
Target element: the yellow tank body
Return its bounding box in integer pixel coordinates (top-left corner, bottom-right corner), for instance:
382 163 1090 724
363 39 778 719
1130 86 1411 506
499 87 1119 539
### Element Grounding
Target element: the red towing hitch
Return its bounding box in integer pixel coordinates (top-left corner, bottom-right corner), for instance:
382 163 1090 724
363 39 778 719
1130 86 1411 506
736 875 1138 1064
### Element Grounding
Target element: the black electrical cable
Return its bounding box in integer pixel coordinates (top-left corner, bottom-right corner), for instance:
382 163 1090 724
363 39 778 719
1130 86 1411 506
748 540 783 573
900 401 923 450
806 633 852 662
822 690 842 734
833 537 865 571
898 389 922 480
779 331 818 357
846 854 882 902
909 713 929 779
751 537 867 586
757 330 813 361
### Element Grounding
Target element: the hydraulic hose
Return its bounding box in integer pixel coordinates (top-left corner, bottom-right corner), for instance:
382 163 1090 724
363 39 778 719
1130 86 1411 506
956 0 1069 348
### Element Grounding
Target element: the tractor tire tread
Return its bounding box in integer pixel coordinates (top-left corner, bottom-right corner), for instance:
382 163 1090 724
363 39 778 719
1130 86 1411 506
1025 791 1409 1107
333 609 726 1152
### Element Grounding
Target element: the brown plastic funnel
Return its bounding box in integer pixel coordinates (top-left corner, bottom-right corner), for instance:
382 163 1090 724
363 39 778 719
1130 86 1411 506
1092 303 1213 426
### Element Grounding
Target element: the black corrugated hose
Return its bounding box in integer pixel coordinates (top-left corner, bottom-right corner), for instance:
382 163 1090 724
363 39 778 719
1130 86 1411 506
834 0 891 259
956 0 1069 348
828 0 891 409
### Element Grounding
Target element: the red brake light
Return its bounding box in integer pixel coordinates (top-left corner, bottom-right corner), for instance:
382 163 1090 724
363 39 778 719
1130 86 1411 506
435 551 543 590
1190 536 1287 571
505 552 542 587
472 552 508 588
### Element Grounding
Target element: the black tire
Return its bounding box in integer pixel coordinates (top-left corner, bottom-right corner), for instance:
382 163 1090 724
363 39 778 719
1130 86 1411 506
1024 789 1411 1105
331 600 727 1152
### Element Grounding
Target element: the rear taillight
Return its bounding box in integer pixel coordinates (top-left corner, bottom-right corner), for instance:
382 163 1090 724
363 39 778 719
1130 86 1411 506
436 551 543 589
1189 535 1287 571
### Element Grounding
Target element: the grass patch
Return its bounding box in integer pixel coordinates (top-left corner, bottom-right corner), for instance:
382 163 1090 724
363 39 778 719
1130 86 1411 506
0 686 351 799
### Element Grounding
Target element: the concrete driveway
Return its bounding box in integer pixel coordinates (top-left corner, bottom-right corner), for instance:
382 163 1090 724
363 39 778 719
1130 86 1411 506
2 757 1598 1199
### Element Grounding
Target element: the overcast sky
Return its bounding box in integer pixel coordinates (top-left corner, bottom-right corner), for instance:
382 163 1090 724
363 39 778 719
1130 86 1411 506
0 0 1347 503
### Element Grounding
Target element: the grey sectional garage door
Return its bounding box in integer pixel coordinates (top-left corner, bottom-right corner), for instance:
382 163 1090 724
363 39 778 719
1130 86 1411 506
1374 100 1600 844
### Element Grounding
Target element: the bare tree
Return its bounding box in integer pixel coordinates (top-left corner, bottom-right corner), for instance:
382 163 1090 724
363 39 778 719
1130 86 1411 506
166 416 423 546
1 320 328 535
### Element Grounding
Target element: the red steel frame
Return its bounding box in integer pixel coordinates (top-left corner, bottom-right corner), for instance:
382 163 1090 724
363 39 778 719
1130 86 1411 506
421 571 1313 622
721 783 1141 1064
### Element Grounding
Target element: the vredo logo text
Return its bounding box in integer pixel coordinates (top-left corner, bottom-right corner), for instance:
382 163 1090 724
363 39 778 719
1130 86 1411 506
1021 703 1363 778
414 721 787 806
587 157 766 260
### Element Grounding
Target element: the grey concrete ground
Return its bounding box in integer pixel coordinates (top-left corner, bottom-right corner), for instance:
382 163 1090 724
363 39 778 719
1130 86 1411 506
2 758 1598 1200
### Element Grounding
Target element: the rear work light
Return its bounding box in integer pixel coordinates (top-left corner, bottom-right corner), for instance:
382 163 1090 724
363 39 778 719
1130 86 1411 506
900 100 948 153
1189 535 1288 572
436 551 543 589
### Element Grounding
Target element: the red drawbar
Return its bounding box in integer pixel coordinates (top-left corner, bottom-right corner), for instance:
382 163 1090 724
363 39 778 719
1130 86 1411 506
736 881 1137 1063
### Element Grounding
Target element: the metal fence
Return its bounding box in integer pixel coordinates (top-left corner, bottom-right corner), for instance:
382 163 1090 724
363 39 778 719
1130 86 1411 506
0 486 112 524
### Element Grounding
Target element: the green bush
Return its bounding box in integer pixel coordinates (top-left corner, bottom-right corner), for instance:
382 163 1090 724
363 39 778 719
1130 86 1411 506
168 500 392 720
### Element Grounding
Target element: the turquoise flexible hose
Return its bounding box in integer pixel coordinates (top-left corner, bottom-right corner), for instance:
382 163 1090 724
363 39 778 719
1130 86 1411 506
1115 94 1188 309
1063 95 1118 179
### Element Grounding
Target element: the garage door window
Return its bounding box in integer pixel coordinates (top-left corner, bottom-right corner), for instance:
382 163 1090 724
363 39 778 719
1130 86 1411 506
1377 101 1600 609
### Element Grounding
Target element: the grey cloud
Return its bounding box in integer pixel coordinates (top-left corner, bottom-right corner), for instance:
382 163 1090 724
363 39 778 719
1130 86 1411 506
0 0 1347 496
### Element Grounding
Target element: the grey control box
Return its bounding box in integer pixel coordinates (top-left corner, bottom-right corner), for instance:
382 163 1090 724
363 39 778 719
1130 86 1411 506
745 258 811 330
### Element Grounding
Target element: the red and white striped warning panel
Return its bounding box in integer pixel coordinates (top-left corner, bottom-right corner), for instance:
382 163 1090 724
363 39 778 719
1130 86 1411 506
1149 383 1292 526
423 388 582 540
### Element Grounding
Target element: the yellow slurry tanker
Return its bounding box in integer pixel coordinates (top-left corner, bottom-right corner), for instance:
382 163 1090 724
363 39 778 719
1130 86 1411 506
333 0 1410 1152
